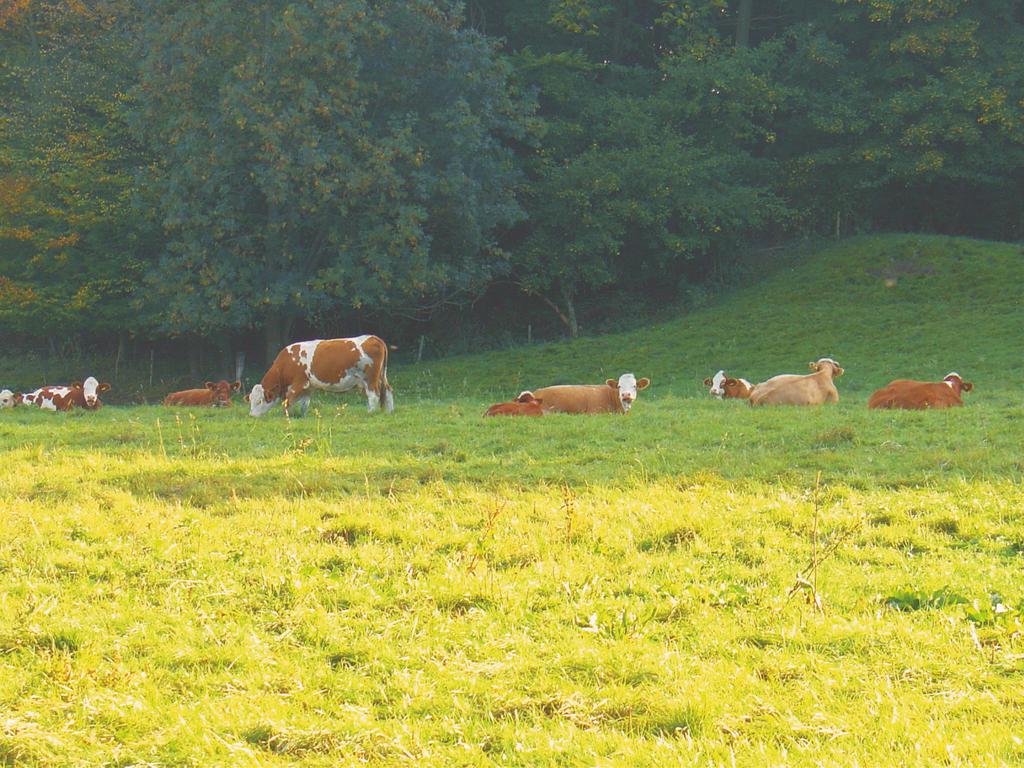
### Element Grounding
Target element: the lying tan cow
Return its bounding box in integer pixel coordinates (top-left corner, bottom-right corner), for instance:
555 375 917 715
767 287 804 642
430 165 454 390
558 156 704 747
247 335 394 417
749 358 843 406
163 380 241 407
868 372 973 410
484 391 545 417
529 373 650 414
704 370 753 400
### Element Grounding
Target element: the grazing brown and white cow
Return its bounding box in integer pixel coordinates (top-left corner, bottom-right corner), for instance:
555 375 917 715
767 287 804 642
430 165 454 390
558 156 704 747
247 335 394 417
16 377 111 412
704 370 754 400
164 380 241 407
484 391 545 417
529 373 650 415
0 389 15 409
749 358 843 406
868 372 973 410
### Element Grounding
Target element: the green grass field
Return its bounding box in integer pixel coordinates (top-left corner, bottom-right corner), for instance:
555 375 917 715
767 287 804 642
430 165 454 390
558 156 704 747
2 235 1023 766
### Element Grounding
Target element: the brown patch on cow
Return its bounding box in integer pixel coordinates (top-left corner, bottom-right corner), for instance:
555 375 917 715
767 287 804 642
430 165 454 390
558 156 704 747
310 339 361 384
532 385 623 414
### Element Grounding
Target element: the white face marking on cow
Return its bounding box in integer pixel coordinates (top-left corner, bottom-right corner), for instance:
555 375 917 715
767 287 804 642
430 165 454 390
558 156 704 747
247 384 277 417
616 373 640 412
943 372 962 389
81 376 100 407
708 370 727 398
739 378 752 389
0 389 13 408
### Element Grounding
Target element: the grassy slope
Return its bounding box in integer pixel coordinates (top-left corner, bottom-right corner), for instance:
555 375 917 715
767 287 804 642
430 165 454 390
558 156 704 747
406 233 1024 399
1 234 1024 767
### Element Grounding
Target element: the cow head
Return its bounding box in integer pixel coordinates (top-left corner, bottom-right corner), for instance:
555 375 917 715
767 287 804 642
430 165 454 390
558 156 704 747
206 379 242 407
515 391 538 404
809 358 844 378
245 383 278 417
0 389 14 408
704 370 728 398
943 372 973 394
605 373 650 413
73 376 111 409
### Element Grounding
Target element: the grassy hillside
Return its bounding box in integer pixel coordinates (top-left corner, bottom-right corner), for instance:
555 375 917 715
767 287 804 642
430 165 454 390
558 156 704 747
404 234 1024 399
1 234 1023 766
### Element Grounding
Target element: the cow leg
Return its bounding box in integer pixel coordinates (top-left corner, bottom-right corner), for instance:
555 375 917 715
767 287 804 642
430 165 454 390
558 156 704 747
284 384 311 418
382 386 394 414
364 385 380 413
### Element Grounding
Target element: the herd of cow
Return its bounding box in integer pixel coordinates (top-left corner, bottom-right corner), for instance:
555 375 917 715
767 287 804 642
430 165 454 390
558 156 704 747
0 335 973 417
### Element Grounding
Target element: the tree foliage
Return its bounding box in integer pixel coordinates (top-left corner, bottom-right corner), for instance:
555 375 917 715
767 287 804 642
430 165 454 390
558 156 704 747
0 1 149 341
133 0 530 355
1 0 1022 353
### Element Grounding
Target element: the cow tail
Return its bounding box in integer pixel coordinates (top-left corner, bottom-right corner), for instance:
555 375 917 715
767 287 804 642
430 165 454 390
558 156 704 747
379 339 395 413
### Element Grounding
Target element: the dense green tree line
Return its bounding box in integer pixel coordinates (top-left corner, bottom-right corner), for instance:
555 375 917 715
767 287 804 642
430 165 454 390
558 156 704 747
2 0 1022 361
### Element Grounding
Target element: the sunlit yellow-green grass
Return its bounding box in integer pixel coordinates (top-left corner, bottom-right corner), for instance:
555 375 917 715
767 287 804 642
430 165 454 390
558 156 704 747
2 234 1024 766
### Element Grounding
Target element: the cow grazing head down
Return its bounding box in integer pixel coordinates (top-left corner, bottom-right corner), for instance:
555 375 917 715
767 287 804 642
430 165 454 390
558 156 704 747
943 372 974 394
207 380 242 407
809 358 844 378
245 383 278 417
75 377 111 409
604 373 650 413
0 389 14 408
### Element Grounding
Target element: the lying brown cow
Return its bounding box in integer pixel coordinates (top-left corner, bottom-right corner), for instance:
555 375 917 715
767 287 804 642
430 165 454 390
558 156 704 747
868 372 973 410
484 391 545 417
530 373 650 415
749 358 843 406
247 334 394 417
163 380 241 407
704 370 754 399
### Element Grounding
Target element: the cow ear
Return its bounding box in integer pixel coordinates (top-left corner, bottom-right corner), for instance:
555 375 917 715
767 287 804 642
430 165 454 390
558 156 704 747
637 378 650 390
205 381 215 389
232 380 241 391
97 383 111 393
244 393 250 402
808 362 818 371
703 378 712 387
962 381 974 392
606 379 618 388
71 381 83 389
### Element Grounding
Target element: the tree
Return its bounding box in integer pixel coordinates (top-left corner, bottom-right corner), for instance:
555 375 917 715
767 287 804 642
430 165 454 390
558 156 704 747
134 0 531 361
0 1 151 348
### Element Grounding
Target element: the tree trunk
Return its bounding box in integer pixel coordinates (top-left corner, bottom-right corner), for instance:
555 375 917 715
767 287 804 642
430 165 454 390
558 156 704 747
264 310 293 366
114 334 125 383
736 0 753 48
562 286 579 338
188 337 201 380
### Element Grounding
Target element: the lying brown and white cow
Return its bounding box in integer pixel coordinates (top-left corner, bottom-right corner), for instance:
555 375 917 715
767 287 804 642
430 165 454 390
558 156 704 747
704 370 754 400
247 335 394 417
163 380 241 408
16 377 111 412
0 389 15 408
528 373 650 415
484 391 545 417
867 372 973 410
749 358 843 406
